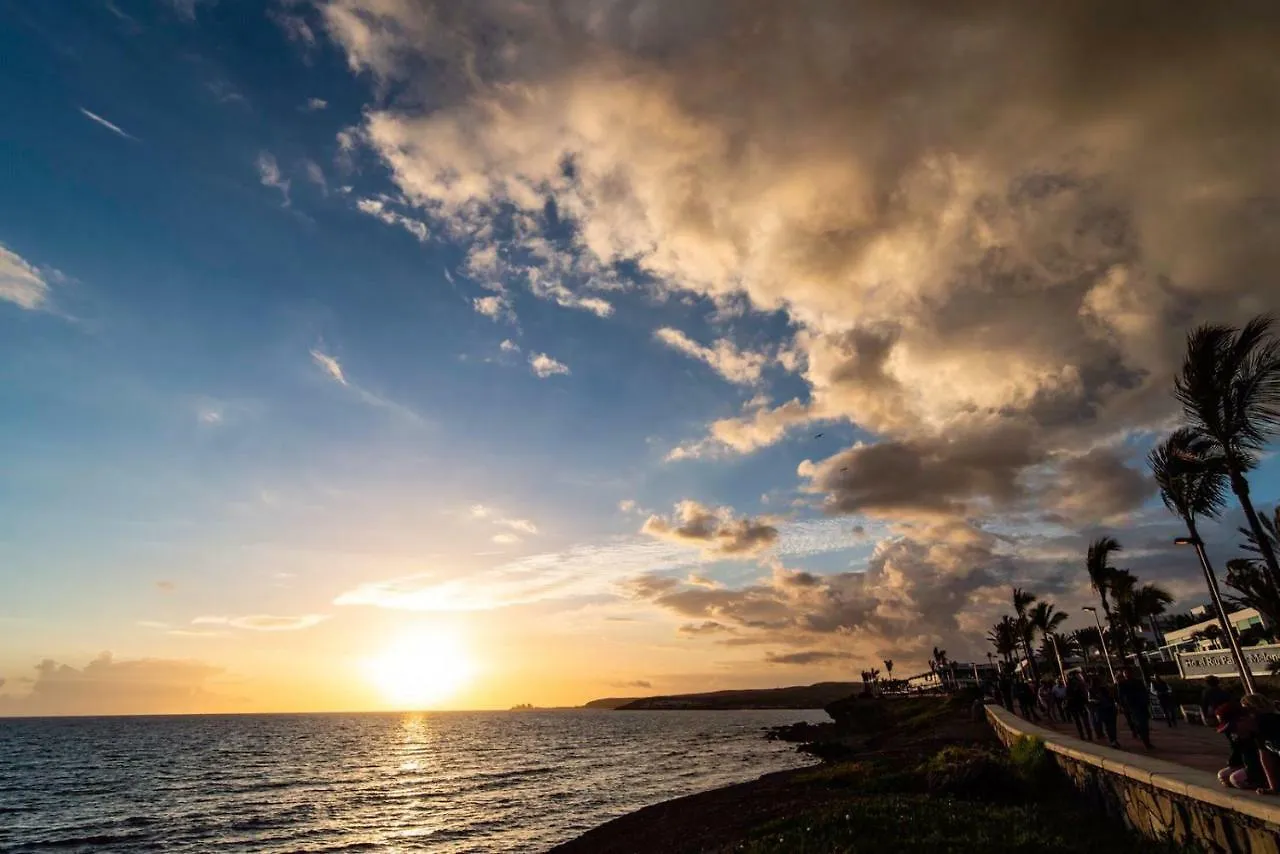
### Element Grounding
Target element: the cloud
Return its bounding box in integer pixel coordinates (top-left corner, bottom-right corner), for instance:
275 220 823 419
641 500 778 558
499 518 538 535
333 515 869 613
0 653 231 716
0 243 53 310
317 0 1280 525
165 0 212 21
78 107 136 140
1041 447 1156 525
155 580 176 592
492 533 521 545
765 650 849 665
256 151 290 205
500 338 520 353
473 294 513 321
797 425 1042 521
191 614 329 631
310 348 347 385
356 197 429 241
678 620 734 637
618 499 637 513
529 352 569 378
654 328 767 385
620 679 652 689
303 159 328 192
303 97 329 111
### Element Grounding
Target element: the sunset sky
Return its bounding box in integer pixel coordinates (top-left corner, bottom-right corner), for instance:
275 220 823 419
3 1 1280 715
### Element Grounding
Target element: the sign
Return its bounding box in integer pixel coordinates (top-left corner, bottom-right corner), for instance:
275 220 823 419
1177 644 1280 679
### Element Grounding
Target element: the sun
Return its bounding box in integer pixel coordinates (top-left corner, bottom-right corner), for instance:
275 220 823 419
365 628 476 709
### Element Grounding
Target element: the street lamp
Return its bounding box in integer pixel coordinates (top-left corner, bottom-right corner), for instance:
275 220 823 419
1082 606 1117 684
1048 632 1067 686
1174 535 1256 694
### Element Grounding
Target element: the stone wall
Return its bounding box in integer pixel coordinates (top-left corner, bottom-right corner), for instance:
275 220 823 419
986 704 1280 854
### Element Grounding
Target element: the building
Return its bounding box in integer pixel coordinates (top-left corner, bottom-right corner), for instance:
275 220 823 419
1161 607 1265 654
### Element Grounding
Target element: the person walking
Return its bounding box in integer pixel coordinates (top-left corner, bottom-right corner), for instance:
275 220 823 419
1151 675 1177 727
1037 681 1056 722
998 671 1015 712
1051 680 1068 722
1116 668 1154 749
1064 674 1093 741
1200 675 1232 725
1088 676 1120 749
1015 680 1040 722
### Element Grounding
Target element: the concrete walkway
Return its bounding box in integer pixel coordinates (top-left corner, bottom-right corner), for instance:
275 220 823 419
1007 707 1229 774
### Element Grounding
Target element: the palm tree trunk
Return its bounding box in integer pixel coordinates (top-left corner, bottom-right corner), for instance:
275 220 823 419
1231 467 1280 591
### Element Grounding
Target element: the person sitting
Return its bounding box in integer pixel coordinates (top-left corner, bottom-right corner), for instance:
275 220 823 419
1216 697 1280 794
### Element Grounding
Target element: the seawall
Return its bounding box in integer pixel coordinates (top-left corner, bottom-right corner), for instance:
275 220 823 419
985 703 1280 853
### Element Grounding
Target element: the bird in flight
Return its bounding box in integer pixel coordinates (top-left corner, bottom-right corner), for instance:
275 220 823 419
814 433 824 438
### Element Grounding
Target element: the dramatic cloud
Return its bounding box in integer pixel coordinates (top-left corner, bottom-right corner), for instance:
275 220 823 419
654 328 767 385
315 0 1280 665
0 244 52 310
641 500 778 558
78 107 136 140
529 352 569 378
310 348 347 385
192 614 329 631
256 151 290 205
0 653 232 716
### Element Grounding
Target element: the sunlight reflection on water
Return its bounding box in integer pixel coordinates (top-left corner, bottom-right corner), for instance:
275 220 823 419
0 709 825 852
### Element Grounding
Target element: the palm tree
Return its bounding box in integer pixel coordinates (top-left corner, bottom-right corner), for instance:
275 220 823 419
1038 631 1079 679
1174 316 1280 590
883 659 894 680
931 647 950 690
987 617 1020 666
1011 588 1039 680
1227 507 1280 627
1029 601 1068 639
1085 536 1122 625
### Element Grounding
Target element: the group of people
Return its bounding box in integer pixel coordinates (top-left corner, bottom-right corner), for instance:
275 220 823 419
992 669 1280 794
993 667 1162 750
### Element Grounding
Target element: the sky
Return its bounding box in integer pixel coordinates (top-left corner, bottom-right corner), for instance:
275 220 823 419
2 0 1280 715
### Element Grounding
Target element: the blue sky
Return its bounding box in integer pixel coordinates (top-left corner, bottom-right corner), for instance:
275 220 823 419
2 1 1279 714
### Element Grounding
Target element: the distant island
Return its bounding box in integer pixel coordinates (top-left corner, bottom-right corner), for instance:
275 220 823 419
583 682 861 711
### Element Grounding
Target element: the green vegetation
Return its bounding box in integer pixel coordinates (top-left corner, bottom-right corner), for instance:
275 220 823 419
727 738 1179 854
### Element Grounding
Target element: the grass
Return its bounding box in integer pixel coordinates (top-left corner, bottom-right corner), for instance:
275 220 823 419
726 732 1182 854
727 795 1181 853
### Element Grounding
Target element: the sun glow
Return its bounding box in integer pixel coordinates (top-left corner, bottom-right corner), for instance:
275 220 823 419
365 628 476 709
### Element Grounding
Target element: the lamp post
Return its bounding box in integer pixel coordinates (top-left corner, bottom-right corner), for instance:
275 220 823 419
1083 606 1117 684
1048 633 1067 686
1174 535 1256 695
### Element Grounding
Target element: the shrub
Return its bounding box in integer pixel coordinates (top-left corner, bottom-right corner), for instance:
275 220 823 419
923 746 1021 800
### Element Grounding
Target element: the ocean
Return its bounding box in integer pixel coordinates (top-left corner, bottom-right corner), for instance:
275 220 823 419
0 709 826 852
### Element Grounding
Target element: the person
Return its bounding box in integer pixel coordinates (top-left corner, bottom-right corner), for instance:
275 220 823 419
1015 679 1040 722
1200 675 1232 724
1051 680 1068 721
1116 668 1153 749
1064 674 1093 741
1088 676 1120 749
998 671 1015 712
1150 675 1176 727
1216 697 1280 793
1037 681 1056 722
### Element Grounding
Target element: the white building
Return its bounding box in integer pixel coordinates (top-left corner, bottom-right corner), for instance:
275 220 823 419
1161 607 1265 654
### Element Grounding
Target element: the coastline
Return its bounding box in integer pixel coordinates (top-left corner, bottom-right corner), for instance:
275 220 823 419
545 693 1181 853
